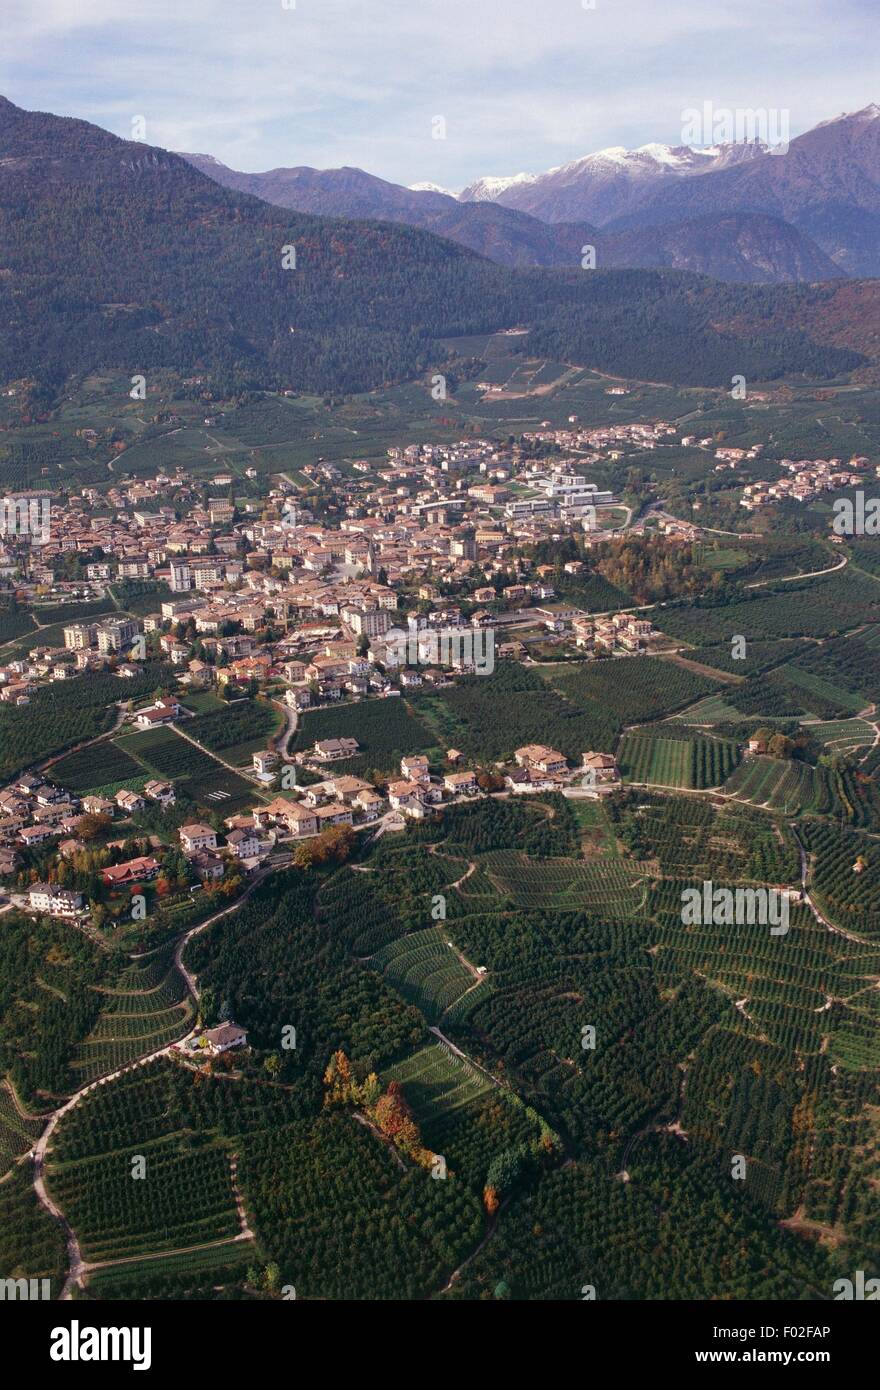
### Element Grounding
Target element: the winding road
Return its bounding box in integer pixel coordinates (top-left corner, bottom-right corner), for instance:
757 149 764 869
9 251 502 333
30 870 271 1297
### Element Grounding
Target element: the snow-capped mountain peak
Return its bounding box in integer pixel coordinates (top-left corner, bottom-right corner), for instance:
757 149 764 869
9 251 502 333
408 181 459 196
458 170 538 202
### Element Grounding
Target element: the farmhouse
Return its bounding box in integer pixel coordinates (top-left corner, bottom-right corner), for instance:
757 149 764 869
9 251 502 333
581 751 621 790
144 779 176 806
514 744 568 774
202 1021 248 1055
179 823 218 854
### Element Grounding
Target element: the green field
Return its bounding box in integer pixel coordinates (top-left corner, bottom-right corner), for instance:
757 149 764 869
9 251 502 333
617 731 739 788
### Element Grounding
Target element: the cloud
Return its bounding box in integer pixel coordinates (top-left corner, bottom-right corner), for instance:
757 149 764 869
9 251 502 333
0 0 876 184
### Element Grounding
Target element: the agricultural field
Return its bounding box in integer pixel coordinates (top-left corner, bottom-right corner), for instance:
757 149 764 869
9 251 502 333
617 730 739 788
116 726 256 811
468 849 646 918
293 697 436 772
545 656 721 733
659 570 880 646
0 1082 45 1176
371 928 485 1023
687 638 810 677
0 662 175 779
0 606 37 646
69 951 193 1085
799 822 880 943
52 739 145 794
624 795 799 885
185 698 282 766
669 691 755 725
722 756 834 817
85 1239 257 1301
47 1062 243 1264
801 718 876 754
384 1043 494 1125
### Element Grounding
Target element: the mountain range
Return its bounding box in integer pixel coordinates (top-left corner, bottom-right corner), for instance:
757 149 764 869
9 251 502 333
0 94 874 403
182 106 880 282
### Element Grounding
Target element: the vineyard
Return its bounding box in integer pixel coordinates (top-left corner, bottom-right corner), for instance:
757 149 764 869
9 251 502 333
800 822 880 943
473 849 646 918
0 1082 44 1176
659 571 880 646
186 699 282 765
545 657 721 738
623 795 799 884
0 662 175 779
293 697 435 768
722 756 834 816
617 730 739 788
52 739 145 794
803 718 876 754
417 665 614 761
69 950 193 1085
47 1134 242 1263
371 928 485 1023
116 726 256 811
385 1043 494 1124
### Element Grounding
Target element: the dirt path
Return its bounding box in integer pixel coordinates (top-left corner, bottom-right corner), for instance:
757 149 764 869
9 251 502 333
744 553 848 588
790 824 872 945
170 720 260 782
30 871 270 1298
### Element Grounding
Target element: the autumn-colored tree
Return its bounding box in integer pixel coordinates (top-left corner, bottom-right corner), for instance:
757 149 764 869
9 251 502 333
323 1049 353 1107
78 812 112 842
483 1185 500 1216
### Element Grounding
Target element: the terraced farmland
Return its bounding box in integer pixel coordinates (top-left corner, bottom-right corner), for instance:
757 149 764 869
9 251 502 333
669 692 751 725
0 1083 45 1176
722 757 834 816
476 850 646 917
801 718 876 754
69 951 192 1085
371 927 486 1023
47 1136 241 1263
385 1043 494 1124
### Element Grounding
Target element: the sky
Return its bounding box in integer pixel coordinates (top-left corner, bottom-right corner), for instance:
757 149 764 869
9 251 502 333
1 0 878 188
